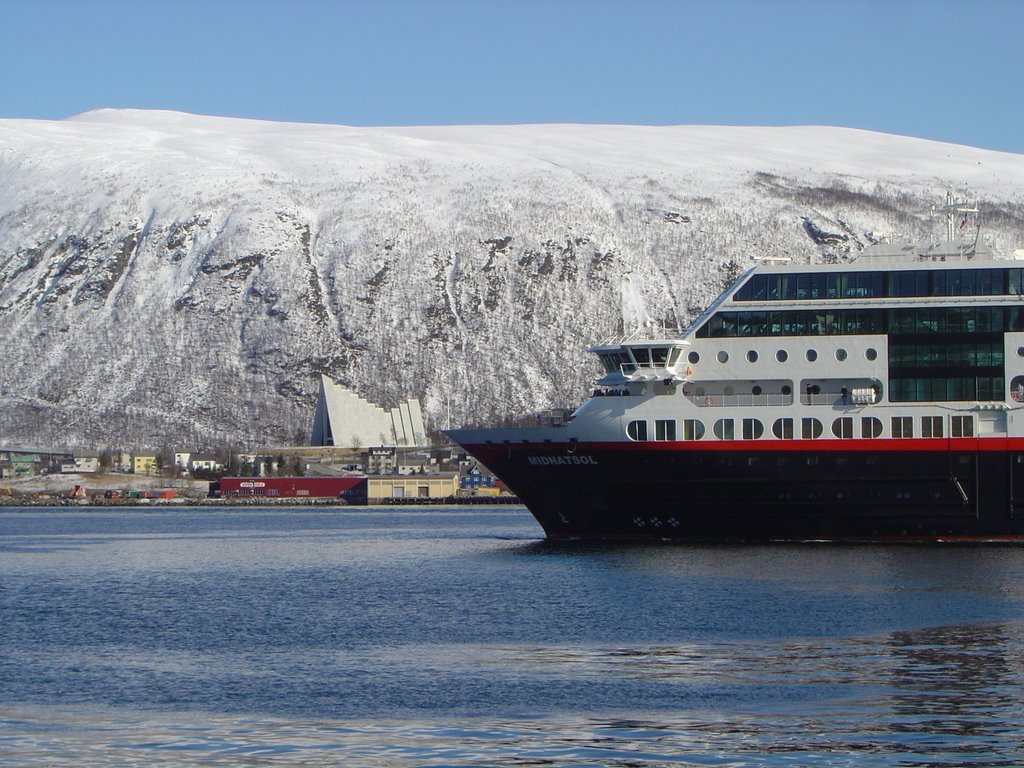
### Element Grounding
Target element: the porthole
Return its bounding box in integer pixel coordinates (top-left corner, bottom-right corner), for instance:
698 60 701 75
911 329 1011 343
865 348 878 361
781 385 792 396
835 348 848 361
1017 347 1024 358
805 349 818 362
724 386 735 396
1012 376 1024 402
688 351 700 364
752 385 763 396
717 350 729 363
776 349 789 362
746 350 759 363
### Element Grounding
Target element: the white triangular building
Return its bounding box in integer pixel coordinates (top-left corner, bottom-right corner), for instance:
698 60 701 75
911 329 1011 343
310 375 427 449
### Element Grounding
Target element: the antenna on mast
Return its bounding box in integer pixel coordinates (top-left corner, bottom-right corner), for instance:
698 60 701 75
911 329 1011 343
932 189 979 243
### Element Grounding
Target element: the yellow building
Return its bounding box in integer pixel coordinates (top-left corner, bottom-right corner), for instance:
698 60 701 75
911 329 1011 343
367 473 458 503
132 454 159 475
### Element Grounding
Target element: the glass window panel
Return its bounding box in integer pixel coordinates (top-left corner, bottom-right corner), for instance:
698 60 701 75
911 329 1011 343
826 274 840 299
714 419 735 440
781 275 796 300
772 418 793 440
796 273 811 299
810 273 826 299
802 418 823 439
655 419 676 441
1010 269 1023 296
627 420 648 441
683 419 705 441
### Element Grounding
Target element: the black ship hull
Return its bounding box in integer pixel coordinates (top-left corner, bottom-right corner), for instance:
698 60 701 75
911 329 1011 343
460 439 1024 541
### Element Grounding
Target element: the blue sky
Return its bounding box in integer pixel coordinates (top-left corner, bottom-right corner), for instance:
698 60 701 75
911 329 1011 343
3 0 1022 153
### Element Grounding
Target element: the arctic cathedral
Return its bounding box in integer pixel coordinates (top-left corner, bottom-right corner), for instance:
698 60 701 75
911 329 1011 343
310 375 427 449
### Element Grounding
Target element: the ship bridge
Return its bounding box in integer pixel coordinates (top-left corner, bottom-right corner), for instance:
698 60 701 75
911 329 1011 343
589 334 691 390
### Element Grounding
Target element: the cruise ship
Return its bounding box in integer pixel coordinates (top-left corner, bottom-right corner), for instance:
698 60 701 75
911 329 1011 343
446 198 1024 540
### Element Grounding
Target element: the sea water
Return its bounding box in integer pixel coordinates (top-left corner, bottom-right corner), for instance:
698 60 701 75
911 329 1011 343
1 507 1023 767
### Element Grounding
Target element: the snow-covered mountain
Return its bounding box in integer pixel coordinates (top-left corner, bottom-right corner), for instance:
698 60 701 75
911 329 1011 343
2 109 1024 451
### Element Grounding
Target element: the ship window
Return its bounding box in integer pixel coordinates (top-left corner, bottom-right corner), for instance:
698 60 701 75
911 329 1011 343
861 417 883 439
626 420 648 441
772 418 794 440
865 348 878 361
651 347 669 366
688 351 700 364
668 348 682 365
801 418 823 440
781 385 792 396
633 347 651 367
1012 376 1024 402
655 419 676 441
752 385 763 396
747 350 758 363
776 349 788 362
831 417 853 439
835 348 848 362
921 416 943 439
806 349 817 362
683 419 705 441
742 418 764 440
951 415 973 438
892 416 913 438
717 350 729 363
713 418 735 440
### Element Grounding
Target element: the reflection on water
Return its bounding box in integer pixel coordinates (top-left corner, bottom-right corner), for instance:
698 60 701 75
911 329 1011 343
4 622 1023 767
2 508 1024 766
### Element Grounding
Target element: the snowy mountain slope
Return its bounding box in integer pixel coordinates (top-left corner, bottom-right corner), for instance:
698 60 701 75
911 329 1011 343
2 109 1024 451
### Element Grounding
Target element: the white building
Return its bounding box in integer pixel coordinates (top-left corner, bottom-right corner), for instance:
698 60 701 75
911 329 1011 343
310 376 427 449
74 451 100 473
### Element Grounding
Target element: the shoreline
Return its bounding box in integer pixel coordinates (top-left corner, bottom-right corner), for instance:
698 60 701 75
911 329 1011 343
0 495 522 509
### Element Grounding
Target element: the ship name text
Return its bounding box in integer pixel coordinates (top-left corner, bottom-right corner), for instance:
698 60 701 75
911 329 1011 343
527 455 598 466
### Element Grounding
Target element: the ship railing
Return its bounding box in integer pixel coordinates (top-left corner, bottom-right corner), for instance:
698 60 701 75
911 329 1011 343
684 393 794 407
799 393 873 406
